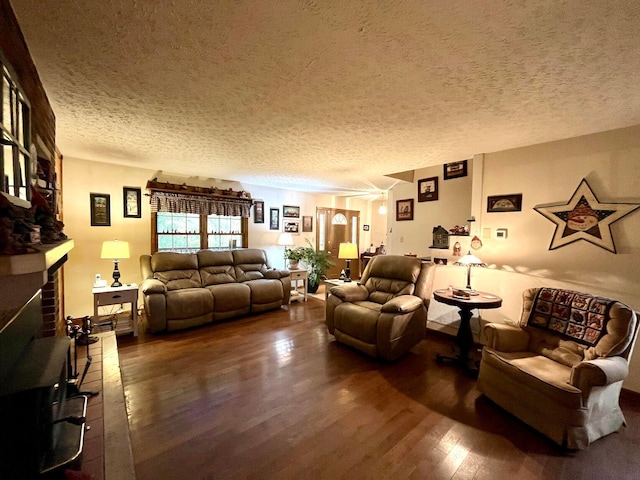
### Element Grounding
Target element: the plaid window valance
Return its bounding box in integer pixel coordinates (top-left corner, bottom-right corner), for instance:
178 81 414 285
149 191 252 217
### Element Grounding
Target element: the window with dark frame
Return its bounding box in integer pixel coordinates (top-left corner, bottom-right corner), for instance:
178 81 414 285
153 212 248 253
1 60 31 205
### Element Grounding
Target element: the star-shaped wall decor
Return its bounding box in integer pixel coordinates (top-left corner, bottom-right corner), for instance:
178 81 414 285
533 178 640 253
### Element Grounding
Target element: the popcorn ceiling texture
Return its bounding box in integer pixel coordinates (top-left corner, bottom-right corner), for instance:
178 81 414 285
10 0 640 194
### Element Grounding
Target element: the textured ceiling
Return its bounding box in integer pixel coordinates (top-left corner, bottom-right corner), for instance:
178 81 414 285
10 0 640 195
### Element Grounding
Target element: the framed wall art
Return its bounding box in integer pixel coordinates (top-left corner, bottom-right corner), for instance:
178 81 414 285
418 176 439 202
283 220 300 234
269 208 280 230
283 205 300 218
253 200 264 223
90 193 111 226
444 160 468 180
123 186 142 218
487 194 523 212
396 198 414 221
302 215 313 232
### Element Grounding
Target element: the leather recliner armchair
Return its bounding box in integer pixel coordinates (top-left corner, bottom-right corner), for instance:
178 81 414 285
325 255 434 361
477 287 638 449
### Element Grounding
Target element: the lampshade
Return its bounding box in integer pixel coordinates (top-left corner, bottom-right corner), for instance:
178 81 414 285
454 250 486 291
378 192 388 215
101 240 130 287
338 242 358 259
453 251 486 268
100 240 130 260
277 232 294 247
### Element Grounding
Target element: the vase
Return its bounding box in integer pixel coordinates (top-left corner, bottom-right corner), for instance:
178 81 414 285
288 260 299 270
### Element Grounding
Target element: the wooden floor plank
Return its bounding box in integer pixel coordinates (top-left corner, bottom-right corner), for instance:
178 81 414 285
117 297 640 480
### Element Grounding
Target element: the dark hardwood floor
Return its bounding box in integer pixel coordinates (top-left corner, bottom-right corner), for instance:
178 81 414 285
117 297 640 480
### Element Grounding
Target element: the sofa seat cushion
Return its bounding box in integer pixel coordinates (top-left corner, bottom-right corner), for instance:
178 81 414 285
206 283 251 312
334 301 382 344
166 288 213 320
482 347 582 409
244 279 283 304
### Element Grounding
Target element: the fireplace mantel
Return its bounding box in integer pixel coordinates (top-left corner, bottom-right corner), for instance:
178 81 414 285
0 239 74 310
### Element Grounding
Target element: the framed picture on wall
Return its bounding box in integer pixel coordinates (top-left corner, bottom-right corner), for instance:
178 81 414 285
302 216 313 232
90 193 111 226
253 201 265 223
270 208 280 230
487 193 523 212
418 176 438 202
283 220 300 234
444 160 468 180
123 187 142 218
396 198 414 221
283 205 300 218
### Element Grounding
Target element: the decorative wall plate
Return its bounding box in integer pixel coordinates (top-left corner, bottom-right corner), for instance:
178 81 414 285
533 178 640 253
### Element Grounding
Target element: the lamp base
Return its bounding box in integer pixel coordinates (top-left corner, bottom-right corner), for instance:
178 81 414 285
111 260 122 287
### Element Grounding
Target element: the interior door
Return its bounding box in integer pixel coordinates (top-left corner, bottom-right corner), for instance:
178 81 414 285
316 207 360 279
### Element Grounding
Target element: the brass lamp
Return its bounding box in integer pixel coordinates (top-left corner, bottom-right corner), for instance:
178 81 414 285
101 240 130 287
338 242 359 282
454 250 486 291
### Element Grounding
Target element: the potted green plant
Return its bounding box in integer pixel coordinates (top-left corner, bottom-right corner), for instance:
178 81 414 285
300 239 334 293
283 246 305 269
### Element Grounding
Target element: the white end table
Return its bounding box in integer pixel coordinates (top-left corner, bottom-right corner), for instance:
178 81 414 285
92 283 139 336
288 269 308 303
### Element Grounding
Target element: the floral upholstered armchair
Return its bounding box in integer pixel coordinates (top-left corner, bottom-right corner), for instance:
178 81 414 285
477 287 638 450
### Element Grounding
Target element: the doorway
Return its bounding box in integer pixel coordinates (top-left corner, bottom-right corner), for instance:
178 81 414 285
316 207 360 279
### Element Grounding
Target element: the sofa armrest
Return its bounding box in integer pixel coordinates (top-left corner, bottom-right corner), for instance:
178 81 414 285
570 356 629 390
483 323 530 351
329 283 369 302
265 269 290 279
381 295 423 314
141 278 167 295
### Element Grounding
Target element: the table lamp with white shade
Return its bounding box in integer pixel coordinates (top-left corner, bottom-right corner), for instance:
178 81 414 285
454 250 486 292
338 242 359 282
101 239 130 287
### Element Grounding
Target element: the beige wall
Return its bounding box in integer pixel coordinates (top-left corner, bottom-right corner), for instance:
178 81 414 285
62 158 155 318
430 125 640 391
387 163 473 257
62 159 379 317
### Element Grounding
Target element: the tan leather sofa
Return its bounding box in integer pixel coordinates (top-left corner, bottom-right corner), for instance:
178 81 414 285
325 255 434 361
140 249 291 333
477 287 638 450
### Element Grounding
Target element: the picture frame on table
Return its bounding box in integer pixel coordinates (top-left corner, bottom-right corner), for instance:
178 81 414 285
253 201 264 223
487 193 523 212
90 193 111 226
270 208 280 230
396 198 414 221
444 160 468 180
283 205 300 218
418 176 438 202
302 216 313 232
123 186 142 218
